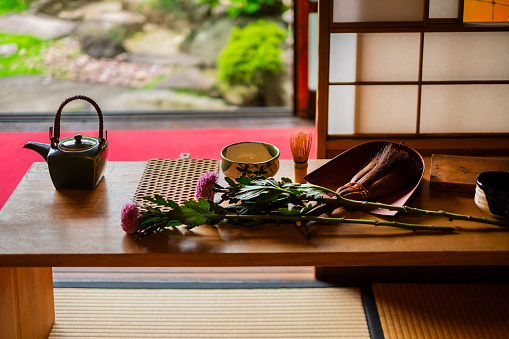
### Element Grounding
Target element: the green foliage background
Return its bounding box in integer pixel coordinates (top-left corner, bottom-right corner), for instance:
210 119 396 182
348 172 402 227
201 0 283 17
0 1 52 77
218 20 286 89
0 0 27 16
0 33 52 77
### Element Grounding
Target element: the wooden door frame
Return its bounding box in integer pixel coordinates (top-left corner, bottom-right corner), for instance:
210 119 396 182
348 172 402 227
294 1 317 119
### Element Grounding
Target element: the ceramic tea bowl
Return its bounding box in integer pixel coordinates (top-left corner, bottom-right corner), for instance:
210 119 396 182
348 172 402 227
221 141 280 180
474 171 509 218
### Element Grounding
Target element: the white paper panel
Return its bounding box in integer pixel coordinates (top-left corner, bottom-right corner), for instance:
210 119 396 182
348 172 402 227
308 13 318 91
328 86 356 135
355 86 418 133
333 0 424 23
330 33 421 82
420 85 509 133
422 32 509 81
429 0 459 19
329 34 357 83
328 85 418 135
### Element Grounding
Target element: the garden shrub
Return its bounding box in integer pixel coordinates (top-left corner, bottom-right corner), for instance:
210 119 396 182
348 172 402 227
218 19 286 92
201 0 285 18
0 0 27 16
0 33 50 77
146 0 209 22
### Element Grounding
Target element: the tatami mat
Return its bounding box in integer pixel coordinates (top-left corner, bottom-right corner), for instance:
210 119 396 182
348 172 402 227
372 283 509 339
49 287 370 338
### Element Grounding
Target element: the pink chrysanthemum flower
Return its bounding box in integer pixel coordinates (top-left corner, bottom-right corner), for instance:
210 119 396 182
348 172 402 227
195 172 219 200
121 202 140 235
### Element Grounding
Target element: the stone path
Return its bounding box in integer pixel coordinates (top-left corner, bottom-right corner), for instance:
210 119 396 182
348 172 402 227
0 76 230 113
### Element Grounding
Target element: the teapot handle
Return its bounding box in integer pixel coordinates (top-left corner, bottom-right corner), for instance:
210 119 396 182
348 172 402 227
50 95 106 146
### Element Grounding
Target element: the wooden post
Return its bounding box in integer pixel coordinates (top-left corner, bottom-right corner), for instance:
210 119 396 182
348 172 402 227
0 267 55 339
294 0 311 118
316 0 331 158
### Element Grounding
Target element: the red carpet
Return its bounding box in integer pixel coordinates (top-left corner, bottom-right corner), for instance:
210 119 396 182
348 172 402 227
0 128 316 209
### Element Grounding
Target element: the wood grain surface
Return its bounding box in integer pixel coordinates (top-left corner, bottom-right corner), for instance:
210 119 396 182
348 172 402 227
0 267 54 339
430 154 509 193
1 159 508 268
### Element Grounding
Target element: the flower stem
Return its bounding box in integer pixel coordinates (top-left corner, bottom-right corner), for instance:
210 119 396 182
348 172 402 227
316 192 508 228
220 214 455 232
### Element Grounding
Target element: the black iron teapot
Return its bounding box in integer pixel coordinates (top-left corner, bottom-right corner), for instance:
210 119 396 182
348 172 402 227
23 95 108 189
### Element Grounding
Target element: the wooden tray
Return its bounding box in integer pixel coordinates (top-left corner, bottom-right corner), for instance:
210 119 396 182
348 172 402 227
430 154 509 194
305 141 425 216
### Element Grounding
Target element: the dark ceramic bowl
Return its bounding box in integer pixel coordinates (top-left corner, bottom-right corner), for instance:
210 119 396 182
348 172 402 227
475 171 509 218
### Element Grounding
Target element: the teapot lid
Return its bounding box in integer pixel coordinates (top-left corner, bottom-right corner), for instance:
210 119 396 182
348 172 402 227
58 134 97 151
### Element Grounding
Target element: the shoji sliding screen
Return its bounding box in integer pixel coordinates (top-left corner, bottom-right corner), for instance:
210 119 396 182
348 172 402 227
316 0 509 158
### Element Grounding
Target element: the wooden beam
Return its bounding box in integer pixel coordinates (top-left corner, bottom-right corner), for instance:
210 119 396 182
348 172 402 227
323 136 509 158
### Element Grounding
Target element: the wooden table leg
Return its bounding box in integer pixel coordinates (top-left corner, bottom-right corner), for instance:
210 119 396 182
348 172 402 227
0 267 55 339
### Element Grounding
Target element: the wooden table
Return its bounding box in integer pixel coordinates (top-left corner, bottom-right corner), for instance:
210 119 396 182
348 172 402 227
1 159 508 338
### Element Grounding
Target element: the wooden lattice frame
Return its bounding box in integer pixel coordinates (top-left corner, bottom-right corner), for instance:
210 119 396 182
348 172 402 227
316 0 509 158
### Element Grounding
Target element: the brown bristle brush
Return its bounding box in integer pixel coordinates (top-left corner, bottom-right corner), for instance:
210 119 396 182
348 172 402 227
290 130 312 184
336 143 423 200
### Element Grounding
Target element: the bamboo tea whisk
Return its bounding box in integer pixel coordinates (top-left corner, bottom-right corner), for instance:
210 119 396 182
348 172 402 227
290 130 312 184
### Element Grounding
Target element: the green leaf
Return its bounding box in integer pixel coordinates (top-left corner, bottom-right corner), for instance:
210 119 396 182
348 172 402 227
143 195 179 208
223 176 288 202
138 216 162 225
165 220 182 228
141 204 162 215
234 187 271 200
281 182 330 200
225 176 238 186
253 189 280 203
197 198 212 210
165 198 221 228
236 176 252 185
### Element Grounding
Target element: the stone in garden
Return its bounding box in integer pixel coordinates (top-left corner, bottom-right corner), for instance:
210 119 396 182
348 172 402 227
110 88 231 110
94 11 145 36
181 15 255 68
72 8 145 59
0 13 76 39
81 34 126 59
264 72 292 107
74 21 125 58
222 84 263 107
127 53 202 67
123 26 185 56
73 21 120 58
157 68 216 92
58 1 123 21
264 48 293 107
120 0 209 30
0 43 18 58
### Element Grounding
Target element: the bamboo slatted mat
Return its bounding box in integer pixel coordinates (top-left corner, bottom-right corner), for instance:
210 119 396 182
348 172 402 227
133 158 219 211
48 287 370 339
372 283 509 339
